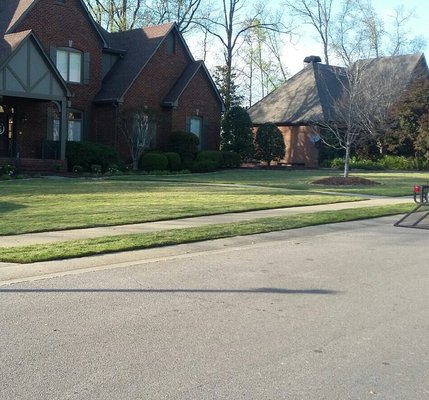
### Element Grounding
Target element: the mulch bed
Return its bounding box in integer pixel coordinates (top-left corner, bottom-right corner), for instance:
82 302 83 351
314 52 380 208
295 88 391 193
312 176 381 186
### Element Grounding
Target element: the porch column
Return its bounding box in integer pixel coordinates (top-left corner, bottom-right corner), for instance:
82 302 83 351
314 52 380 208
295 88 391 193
60 100 67 160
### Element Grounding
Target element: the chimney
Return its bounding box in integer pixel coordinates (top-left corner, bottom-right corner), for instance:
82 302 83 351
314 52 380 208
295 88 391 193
303 55 322 64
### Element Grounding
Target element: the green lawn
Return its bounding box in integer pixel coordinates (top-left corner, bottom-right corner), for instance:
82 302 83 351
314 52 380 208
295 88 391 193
0 177 357 235
123 169 429 196
0 204 413 263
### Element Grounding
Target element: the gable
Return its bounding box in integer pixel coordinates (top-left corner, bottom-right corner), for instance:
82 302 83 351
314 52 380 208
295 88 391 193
96 23 194 103
2 0 107 46
0 32 68 100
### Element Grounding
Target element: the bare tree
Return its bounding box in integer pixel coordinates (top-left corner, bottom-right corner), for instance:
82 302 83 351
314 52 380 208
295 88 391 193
330 0 426 66
197 0 287 110
117 107 158 170
284 0 333 64
317 60 404 177
143 0 204 33
85 0 144 31
240 15 289 106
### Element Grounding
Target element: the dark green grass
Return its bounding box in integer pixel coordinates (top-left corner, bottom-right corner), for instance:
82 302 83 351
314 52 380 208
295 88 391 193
0 204 412 264
0 178 357 235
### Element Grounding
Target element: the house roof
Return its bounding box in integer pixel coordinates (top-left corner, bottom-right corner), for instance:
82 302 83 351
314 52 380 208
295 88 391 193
0 0 107 46
248 62 346 125
162 60 225 109
0 0 33 35
95 23 176 103
248 53 428 125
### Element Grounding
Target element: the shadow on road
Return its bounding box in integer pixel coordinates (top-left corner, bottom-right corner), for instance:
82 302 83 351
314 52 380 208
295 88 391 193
0 287 339 294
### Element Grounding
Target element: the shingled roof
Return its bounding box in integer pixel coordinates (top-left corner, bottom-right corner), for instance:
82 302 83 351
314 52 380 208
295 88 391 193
248 53 428 126
0 30 32 66
0 0 107 45
95 23 176 103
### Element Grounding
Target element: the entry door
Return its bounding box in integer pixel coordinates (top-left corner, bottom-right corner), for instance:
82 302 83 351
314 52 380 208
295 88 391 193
0 113 10 157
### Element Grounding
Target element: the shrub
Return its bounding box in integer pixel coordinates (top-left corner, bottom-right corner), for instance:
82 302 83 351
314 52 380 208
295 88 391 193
140 152 168 172
220 151 241 168
91 164 102 174
66 141 119 172
167 131 199 167
190 160 218 173
378 155 417 170
72 165 84 174
254 123 285 165
0 164 16 176
220 106 255 161
196 151 223 168
164 152 181 171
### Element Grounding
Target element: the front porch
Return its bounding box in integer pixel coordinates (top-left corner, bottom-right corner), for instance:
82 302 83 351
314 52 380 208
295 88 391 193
0 157 67 174
0 31 70 167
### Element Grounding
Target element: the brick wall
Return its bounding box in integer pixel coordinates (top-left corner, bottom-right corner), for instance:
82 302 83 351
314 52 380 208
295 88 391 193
16 0 104 137
171 69 222 150
277 125 319 167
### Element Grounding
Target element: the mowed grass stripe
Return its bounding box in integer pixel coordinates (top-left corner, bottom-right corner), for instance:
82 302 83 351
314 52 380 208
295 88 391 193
0 204 412 264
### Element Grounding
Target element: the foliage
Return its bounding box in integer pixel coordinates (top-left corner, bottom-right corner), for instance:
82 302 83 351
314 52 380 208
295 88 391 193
220 106 255 161
213 65 243 110
117 107 159 171
164 152 182 171
388 79 429 162
254 123 285 165
140 152 169 172
220 151 241 168
328 155 428 171
196 150 223 168
190 159 218 173
167 131 200 168
66 141 119 172
0 164 17 177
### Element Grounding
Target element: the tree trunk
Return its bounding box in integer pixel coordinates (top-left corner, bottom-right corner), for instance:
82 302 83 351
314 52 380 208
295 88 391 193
343 141 351 178
132 157 139 171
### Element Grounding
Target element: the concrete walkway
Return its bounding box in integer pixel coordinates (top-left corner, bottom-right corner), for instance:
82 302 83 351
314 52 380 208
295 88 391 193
0 196 412 248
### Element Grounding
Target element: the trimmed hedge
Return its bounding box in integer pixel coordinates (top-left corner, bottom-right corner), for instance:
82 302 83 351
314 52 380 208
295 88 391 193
167 131 199 168
196 150 241 169
66 141 119 172
329 155 429 170
164 152 182 171
190 160 218 173
140 152 169 172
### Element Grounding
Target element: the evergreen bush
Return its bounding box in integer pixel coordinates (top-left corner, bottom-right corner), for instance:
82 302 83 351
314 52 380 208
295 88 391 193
140 152 169 172
66 141 119 172
164 152 182 171
167 131 199 168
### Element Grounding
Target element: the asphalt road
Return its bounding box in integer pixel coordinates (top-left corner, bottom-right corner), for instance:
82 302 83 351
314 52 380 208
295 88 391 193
1 216 428 399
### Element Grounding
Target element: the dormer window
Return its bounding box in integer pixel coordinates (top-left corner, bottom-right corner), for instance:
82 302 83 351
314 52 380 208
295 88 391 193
56 49 82 83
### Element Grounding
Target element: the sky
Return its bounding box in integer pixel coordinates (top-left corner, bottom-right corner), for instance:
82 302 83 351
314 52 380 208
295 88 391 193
286 0 429 75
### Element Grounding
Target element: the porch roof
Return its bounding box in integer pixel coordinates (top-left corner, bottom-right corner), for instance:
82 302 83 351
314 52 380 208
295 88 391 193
0 30 70 101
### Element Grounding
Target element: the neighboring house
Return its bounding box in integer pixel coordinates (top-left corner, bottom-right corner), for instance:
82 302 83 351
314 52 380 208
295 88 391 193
0 0 224 171
248 53 428 167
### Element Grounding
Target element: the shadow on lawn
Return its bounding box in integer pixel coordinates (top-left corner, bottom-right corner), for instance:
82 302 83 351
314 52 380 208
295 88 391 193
0 202 27 214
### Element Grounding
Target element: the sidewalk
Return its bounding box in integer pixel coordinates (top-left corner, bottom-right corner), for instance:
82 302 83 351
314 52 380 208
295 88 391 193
0 197 412 248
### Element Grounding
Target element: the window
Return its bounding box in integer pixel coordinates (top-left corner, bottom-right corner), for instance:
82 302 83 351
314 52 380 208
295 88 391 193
189 116 202 149
51 110 83 141
56 49 82 83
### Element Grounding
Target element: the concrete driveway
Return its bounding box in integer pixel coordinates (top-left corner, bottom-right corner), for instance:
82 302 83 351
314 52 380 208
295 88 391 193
0 216 428 399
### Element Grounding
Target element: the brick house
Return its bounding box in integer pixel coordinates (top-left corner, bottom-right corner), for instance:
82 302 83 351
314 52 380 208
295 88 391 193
248 53 428 167
0 0 224 171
